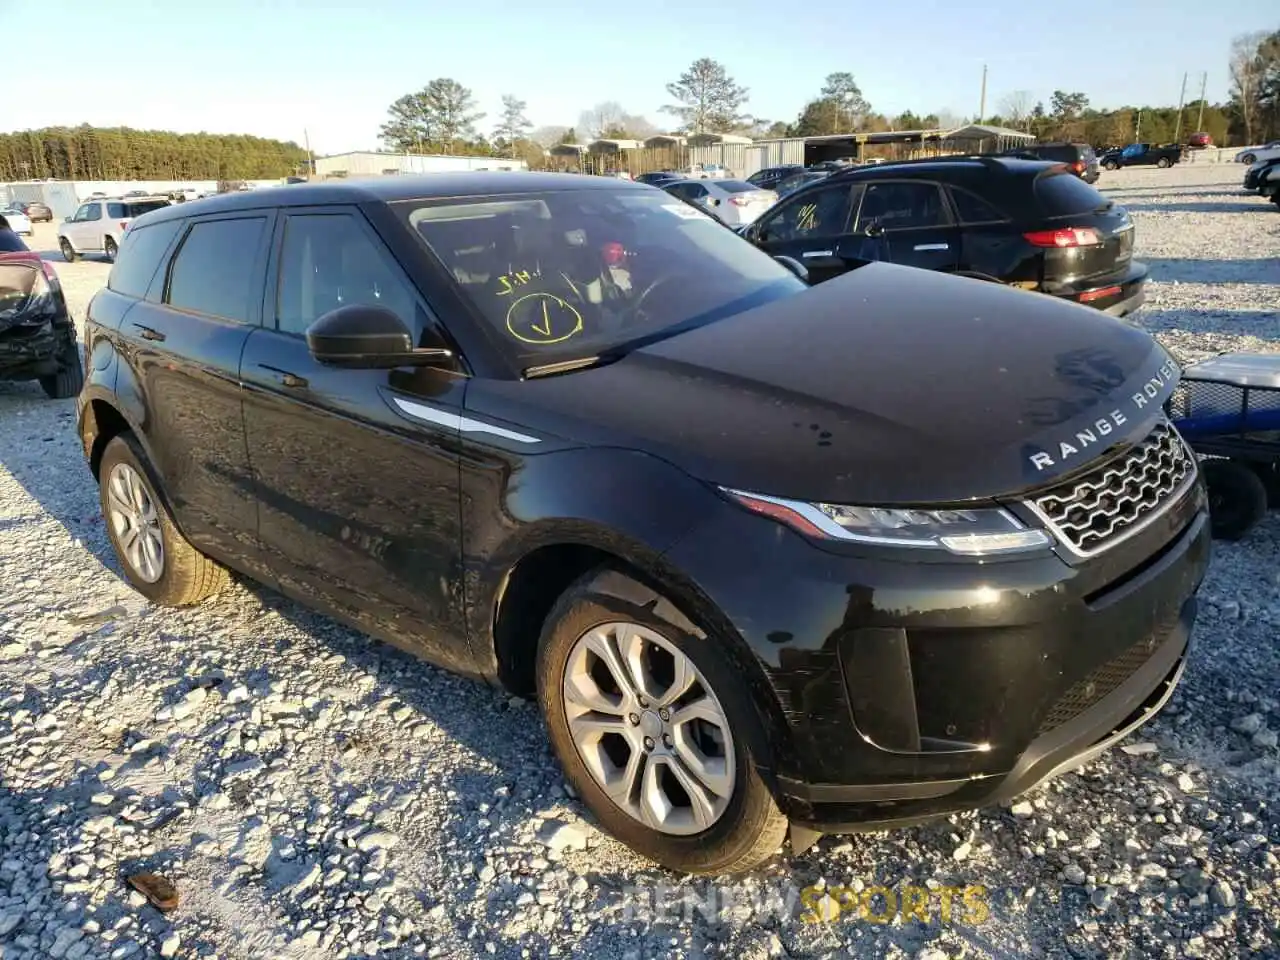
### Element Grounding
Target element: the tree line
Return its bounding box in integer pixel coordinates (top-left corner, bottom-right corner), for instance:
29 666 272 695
0 125 309 182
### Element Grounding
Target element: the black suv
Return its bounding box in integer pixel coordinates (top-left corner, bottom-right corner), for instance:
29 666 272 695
78 173 1207 875
740 156 1147 316
746 165 805 190
1003 142 1100 183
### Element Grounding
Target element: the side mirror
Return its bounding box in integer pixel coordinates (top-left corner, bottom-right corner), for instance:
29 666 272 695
773 255 809 283
306 304 453 369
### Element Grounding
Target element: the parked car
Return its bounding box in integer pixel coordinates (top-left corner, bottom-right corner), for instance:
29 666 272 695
0 206 32 236
1243 156 1280 192
11 200 53 223
0 234 84 399
76 171 1208 875
635 171 681 186
1235 141 1280 165
57 195 171 262
1255 163 1280 207
1002 142 1100 183
774 170 831 198
745 165 805 191
661 178 778 226
1099 143 1182 170
1186 132 1213 149
739 155 1147 316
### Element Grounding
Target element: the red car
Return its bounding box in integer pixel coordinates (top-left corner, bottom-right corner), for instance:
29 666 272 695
1187 132 1213 149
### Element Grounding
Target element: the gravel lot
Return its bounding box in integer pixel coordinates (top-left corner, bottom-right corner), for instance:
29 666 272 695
1 165 1278 960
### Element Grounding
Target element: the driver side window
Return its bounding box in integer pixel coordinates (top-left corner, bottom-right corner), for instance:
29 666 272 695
73 203 93 222
83 203 103 222
758 185 857 243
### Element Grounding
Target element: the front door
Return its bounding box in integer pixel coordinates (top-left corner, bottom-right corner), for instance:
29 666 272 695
238 208 471 669
118 212 273 566
67 202 103 251
852 180 960 273
751 183 863 284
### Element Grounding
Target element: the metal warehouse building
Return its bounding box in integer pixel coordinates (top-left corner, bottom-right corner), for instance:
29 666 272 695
314 151 528 179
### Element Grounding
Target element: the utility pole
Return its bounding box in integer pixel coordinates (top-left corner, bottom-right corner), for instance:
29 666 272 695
1195 71 1208 133
303 128 315 178
978 64 987 124
1135 110 1142 140
1173 72 1188 143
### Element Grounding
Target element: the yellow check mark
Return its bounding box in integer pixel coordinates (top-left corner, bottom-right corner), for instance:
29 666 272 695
530 300 552 337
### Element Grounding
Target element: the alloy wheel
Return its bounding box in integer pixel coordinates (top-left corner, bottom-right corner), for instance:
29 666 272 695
106 462 165 583
561 621 735 836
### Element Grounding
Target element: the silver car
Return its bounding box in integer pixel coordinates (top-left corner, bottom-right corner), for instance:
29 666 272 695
661 179 778 226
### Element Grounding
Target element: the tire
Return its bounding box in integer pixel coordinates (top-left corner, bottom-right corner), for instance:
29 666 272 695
59 237 78 262
535 569 788 875
1203 459 1268 541
38 328 84 399
98 433 229 606
1248 461 1280 508
1241 153 1256 165
103 237 118 262
1157 157 1171 169
1103 161 1118 171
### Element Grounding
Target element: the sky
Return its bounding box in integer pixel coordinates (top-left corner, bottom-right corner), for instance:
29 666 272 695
7 0 1277 155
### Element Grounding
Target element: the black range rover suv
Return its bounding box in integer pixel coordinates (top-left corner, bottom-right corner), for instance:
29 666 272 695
78 173 1208 875
740 156 1147 317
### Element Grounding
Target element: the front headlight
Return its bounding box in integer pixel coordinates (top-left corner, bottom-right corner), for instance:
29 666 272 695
721 488 1052 556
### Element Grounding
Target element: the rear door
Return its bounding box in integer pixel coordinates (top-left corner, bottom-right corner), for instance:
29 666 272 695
750 182 862 284
853 180 960 273
945 185 1019 279
117 210 273 565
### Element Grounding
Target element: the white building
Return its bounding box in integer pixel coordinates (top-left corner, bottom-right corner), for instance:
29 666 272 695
314 151 527 179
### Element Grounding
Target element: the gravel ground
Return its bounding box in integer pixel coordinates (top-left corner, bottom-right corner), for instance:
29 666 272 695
1 166 1278 960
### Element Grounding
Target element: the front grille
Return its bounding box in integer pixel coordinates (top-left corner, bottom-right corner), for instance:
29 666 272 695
1028 420 1194 556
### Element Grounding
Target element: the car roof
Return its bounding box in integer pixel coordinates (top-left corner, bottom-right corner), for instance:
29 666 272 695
825 155 1060 184
136 171 652 226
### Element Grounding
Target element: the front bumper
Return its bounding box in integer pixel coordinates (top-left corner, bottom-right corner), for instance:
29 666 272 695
0 320 61 379
663 470 1209 833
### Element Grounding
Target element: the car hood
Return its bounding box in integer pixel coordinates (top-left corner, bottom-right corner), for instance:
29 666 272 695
472 263 1179 505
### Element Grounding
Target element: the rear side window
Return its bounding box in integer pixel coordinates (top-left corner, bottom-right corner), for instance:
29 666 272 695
1034 172 1108 217
108 220 183 298
857 181 949 230
948 187 1009 224
107 203 126 219
125 200 169 218
165 217 267 322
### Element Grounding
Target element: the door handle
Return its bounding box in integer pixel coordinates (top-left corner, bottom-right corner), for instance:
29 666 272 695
257 364 308 389
132 323 165 342
802 250 834 258
913 243 950 251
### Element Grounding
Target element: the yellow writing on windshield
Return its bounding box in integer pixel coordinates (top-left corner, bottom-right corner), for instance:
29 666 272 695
496 267 542 297
505 292 584 345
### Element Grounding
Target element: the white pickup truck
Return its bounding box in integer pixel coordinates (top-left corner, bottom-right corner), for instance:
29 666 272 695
679 163 731 179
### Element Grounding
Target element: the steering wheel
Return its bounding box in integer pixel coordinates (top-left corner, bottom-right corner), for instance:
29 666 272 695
629 271 700 326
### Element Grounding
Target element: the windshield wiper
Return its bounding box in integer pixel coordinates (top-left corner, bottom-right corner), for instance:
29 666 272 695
523 355 619 379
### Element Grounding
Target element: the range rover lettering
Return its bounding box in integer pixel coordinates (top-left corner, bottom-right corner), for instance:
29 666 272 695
77 173 1209 875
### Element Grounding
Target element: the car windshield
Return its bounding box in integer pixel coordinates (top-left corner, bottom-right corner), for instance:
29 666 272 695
399 188 806 369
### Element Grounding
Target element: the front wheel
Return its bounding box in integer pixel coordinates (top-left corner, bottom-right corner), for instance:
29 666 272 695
1241 153 1257 165
1103 161 1118 171
1157 157 1171 169
59 237 78 262
536 570 788 875
38 329 84 399
98 433 230 605
1203 458 1268 541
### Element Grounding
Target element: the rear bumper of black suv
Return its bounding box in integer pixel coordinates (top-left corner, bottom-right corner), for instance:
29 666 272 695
662 454 1209 835
1046 260 1148 318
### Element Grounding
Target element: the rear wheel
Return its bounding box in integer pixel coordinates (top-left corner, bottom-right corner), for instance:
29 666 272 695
59 237 78 262
1241 153 1257 165
1203 459 1268 541
1157 157 1171 169
38 328 84 400
98 433 230 605
103 237 118 262
1103 160 1119 171
536 570 788 875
